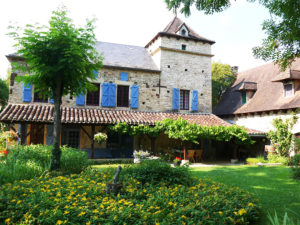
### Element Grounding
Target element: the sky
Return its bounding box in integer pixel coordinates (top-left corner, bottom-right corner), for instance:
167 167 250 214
0 0 270 79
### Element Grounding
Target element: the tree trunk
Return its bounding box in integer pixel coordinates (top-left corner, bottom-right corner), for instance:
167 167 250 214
50 78 62 171
91 125 95 159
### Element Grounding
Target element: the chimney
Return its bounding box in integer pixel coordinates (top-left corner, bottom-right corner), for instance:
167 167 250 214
231 66 239 77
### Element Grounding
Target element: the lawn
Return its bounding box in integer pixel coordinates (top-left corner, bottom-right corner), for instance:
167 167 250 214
190 165 300 224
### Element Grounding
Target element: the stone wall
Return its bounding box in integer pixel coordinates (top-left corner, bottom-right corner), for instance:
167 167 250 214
147 36 213 113
8 67 161 112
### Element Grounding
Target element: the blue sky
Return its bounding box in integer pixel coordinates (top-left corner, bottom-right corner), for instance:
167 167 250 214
0 0 270 79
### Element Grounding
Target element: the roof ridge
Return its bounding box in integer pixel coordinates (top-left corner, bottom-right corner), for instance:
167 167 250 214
97 41 145 49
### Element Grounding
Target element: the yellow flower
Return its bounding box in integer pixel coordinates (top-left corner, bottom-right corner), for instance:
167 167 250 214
5 218 10 224
93 209 99 213
248 203 254 207
181 215 187 219
64 211 70 215
86 222 91 225
238 208 247 216
218 211 223 216
78 211 86 217
56 220 63 225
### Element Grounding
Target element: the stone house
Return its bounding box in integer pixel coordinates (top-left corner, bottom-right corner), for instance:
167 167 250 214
214 58 300 153
0 17 263 159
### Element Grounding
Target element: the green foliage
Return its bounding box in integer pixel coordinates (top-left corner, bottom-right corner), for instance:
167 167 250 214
291 154 300 179
252 0 300 70
267 114 298 157
0 79 9 110
93 132 107 144
212 62 235 108
267 154 290 165
123 159 192 185
110 118 254 147
0 168 260 224
268 211 300 225
8 7 102 98
0 145 90 185
165 0 300 70
246 156 266 165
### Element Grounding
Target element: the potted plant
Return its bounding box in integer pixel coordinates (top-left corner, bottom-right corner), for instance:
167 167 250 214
133 150 150 163
173 157 182 166
94 132 108 145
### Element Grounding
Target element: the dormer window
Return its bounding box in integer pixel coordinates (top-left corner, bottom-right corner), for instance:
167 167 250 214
181 29 186 36
242 92 247 104
284 82 294 97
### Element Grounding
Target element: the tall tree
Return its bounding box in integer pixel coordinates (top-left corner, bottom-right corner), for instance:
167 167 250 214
211 62 235 109
165 0 300 70
0 79 9 110
8 7 102 170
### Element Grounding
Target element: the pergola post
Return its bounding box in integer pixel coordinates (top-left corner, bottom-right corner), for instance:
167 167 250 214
20 123 27 145
91 125 95 159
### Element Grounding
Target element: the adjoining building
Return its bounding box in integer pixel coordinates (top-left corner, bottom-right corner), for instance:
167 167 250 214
0 17 264 160
214 58 300 140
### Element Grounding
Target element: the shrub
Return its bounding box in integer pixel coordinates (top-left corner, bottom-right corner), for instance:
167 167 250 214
123 159 193 186
291 154 300 179
0 145 90 185
267 154 290 165
0 169 260 225
246 156 266 165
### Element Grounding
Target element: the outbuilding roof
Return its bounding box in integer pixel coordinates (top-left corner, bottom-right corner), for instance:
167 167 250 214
214 58 300 116
0 104 263 135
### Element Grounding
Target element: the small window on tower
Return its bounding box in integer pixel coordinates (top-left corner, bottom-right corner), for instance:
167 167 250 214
181 29 186 36
181 44 186 50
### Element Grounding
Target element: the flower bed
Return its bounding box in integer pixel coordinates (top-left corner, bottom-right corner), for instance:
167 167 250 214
0 167 260 224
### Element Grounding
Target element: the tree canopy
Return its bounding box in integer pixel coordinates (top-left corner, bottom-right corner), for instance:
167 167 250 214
8 7 103 170
165 0 300 70
211 62 235 109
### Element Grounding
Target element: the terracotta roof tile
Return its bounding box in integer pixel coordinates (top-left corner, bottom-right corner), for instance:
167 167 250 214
0 104 263 135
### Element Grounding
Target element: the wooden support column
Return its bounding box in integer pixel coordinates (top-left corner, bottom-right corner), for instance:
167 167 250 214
91 125 95 159
20 123 27 145
184 146 187 160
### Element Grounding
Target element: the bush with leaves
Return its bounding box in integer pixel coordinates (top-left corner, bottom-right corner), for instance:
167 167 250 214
291 154 300 180
0 145 90 185
267 114 298 157
123 159 192 186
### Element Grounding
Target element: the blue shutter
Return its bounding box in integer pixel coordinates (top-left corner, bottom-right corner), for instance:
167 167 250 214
101 83 109 107
109 83 116 107
173 88 179 110
93 70 98 79
50 98 54 104
76 93 85 106
131 85 139 108
120 72 128 81
22 83 32 102
192 90 198 111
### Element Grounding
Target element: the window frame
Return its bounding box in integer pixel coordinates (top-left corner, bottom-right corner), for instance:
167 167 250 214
283 82 294 97
86 83 100 106
241 92 247 104
117 85 129 107
33 90 48 103
180 89 190 110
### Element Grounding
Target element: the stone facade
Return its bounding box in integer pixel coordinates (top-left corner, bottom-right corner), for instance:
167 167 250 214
147 36 213 113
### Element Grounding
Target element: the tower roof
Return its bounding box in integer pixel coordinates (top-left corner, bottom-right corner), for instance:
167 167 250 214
145 17 215 47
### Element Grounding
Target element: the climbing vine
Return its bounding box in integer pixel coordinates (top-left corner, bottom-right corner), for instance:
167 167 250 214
109 118 254 147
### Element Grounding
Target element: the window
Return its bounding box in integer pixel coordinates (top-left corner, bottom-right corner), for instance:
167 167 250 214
33 91 48 103
180 90 190 110
117 85 129 107
62 128 80 149
284 83 294 97
181 44 186 50
86 83 100 106
242 92 247 104
181 29 186 36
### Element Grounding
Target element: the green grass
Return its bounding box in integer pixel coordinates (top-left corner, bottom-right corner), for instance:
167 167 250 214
190 166 300 224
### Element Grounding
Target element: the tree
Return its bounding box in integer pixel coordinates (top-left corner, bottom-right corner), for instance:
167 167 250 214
8 7 102 170
211 62 235 109
165 0 300 70
0 79 9 110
